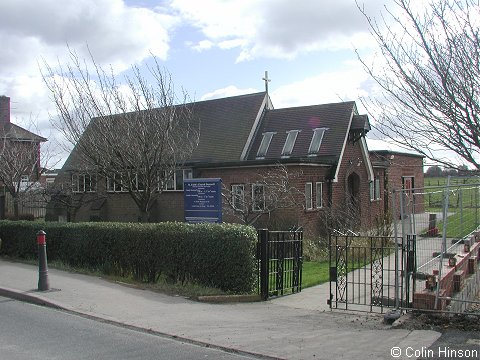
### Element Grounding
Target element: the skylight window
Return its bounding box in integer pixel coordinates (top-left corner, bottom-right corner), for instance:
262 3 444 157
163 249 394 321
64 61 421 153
308 128 328 155
257 132 275 158
281 130 300 157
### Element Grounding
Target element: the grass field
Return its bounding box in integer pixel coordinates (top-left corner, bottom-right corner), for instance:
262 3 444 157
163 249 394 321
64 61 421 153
421 177 480 238
302 261 329 288
423 177 480 210
424 177 480 187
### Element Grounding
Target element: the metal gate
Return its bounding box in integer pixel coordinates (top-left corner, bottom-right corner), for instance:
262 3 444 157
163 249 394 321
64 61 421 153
328 235 414 312
258 229 303 300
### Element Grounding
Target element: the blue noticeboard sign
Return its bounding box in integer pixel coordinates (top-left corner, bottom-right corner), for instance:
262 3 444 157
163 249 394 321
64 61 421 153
184 178 222 223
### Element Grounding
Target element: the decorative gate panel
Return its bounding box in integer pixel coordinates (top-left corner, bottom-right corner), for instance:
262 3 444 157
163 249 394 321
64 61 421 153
328 235 409 312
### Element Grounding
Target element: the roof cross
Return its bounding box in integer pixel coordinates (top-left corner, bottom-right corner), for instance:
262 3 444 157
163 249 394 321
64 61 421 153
262 71 271 94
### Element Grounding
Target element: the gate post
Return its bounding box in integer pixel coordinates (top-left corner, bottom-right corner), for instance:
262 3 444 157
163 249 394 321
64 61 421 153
259 229 269 301
405 234 416 306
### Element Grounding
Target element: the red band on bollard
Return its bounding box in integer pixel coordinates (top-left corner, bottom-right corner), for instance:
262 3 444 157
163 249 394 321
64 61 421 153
37 231 46 245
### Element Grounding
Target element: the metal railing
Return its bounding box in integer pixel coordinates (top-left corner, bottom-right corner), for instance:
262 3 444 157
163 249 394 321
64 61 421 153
257 229 303 300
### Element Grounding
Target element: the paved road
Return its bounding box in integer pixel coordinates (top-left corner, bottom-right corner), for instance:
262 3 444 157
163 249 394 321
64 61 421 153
0 259 443 360
419 330 480 360
0 296 257 360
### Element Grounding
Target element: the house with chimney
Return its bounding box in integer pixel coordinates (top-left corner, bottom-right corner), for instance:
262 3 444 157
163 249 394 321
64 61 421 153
47 92 423 235
0 96 47 219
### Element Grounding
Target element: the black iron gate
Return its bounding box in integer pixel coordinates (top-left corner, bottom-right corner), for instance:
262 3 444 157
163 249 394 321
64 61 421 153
328 235 413 312
258 229 303 300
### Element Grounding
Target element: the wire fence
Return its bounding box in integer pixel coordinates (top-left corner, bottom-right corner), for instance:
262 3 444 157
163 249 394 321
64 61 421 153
394 178 480 313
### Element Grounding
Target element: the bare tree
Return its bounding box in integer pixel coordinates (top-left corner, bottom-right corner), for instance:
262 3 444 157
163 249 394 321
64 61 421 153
222 164 304 226
42 50 199 222
357 0 480 170
0 135 44 218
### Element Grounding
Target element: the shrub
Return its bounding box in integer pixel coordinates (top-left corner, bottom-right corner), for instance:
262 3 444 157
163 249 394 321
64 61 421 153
0 221 257 293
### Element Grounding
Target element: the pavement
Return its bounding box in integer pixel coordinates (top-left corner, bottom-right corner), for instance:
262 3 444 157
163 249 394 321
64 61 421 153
0 258 443 360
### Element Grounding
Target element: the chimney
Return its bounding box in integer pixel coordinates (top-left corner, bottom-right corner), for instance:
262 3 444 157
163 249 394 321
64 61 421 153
0 96 10 125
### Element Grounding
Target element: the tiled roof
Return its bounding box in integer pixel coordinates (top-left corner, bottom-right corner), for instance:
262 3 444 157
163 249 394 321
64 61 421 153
0 123 46 142
246 101 357 162
188 92 267 163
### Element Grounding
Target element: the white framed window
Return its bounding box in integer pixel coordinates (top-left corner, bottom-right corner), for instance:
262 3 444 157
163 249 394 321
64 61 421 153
73 174 96 193
257 132 275 158
18 175 30 191
123 173 143 192
305 182 313 210
107 175 116 192
252 184 266 212
375 178 381 200
46 178 55 188
281 130 300 157
308 128 328 155
163 171 175 191
107 173 127 192
370 178 381 201
232 184 245 211
163 169 193 191
85 174 96 192
315 182 323 208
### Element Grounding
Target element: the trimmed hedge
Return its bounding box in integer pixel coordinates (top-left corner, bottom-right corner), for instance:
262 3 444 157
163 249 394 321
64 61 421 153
0 221 258 294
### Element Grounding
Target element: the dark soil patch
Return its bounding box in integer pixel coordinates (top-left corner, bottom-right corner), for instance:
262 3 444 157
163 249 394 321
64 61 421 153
399 312 480 332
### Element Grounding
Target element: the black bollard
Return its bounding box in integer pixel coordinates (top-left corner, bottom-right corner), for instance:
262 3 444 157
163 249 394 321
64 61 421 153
37 230 50 291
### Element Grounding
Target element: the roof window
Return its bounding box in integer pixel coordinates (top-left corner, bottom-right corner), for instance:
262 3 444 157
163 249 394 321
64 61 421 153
257 132 275 158
308 128 328 155
281 130 300 157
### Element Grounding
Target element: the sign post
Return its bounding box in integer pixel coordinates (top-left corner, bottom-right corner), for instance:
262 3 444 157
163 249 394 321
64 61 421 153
184 178 222 223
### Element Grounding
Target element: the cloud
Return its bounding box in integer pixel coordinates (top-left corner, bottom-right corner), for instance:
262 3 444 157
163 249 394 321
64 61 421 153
0 0 178 137
271 64 371 108
201 85 259 101
171 0 390 61
0 0 176 71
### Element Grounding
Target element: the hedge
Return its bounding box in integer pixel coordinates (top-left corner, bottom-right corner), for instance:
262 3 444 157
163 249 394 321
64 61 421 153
0 221 258 294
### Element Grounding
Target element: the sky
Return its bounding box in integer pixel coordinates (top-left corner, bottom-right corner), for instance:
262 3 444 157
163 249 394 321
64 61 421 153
0 0 404 167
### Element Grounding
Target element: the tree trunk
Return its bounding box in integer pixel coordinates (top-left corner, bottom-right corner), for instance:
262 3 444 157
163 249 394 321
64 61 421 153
139 210 149 223
13 196 19 219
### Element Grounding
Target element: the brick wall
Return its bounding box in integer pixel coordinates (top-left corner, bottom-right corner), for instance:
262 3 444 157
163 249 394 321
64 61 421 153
371 152 425 218
50 142 422 237
413 234 480 311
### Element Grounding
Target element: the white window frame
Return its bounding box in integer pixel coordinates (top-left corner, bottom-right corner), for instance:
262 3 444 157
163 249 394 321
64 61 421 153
84 174 97 192
370 178 381 201
107 173 127 193
232 184 245 211
375 178 381 200
73 173 96 193
46 178 55 188
305 182 313 210
281 130 300 157
308 128 328 155
256 132 276 158
163 169 193 192
315 182 323 208
252 184 266 212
